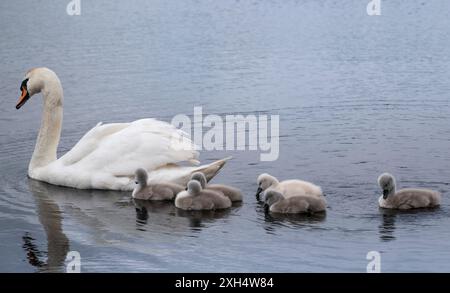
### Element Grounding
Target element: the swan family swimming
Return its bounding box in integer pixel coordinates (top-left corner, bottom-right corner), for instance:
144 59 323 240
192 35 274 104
16 68 443 215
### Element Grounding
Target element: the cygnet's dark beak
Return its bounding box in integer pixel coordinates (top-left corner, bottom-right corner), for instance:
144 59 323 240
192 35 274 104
256 187 263 200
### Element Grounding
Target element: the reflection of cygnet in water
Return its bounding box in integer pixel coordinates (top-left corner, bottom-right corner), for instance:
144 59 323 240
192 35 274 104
263 190 327 214
377 173 441 210
190 172 243 202
175 180 231 211
132 168 185 200
256 173 323 201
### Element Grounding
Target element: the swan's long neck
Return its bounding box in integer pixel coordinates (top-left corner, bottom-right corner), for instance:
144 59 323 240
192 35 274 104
29 81 63 173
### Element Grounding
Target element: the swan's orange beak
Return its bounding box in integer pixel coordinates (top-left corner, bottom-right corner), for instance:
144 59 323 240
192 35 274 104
16 86 30 110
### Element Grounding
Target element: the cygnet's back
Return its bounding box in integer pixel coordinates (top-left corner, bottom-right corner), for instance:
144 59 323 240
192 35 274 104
132 168 184 200
265 190 326 214
175 180 232 210
278 180 323 198
191 172 242 202
387 188 441 209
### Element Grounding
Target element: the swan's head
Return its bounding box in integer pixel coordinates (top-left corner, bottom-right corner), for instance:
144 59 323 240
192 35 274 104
134 168 148 187
378 173 396 199
16 67 62 110
187 180 202 196
256 173 278 200
263 190 284 213
191 172 207 188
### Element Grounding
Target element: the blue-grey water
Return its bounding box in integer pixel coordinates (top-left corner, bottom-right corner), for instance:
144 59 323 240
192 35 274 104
1 0 450 272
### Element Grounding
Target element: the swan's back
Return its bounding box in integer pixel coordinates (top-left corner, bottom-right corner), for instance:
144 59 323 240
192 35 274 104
68 119 198 172
391 188 441 209
40 118 230 190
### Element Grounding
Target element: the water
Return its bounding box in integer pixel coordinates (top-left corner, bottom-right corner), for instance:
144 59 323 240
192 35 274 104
1 0 450 272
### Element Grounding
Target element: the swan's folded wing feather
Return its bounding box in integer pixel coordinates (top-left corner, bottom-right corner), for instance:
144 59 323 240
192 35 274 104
59 122 131 165
61 119 199 176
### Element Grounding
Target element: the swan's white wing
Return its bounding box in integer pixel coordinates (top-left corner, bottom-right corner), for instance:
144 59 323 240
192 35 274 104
59 122 130 165
60 119 199 176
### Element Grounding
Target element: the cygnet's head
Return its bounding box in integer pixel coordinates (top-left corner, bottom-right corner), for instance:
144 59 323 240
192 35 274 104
135 168 148 187
256 173 278 200
263 190 284 213
377 173 396 199
191 172 207 188
187 180 202 196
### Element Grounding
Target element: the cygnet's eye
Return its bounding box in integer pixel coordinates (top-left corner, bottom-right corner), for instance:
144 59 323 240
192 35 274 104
135 181 139 184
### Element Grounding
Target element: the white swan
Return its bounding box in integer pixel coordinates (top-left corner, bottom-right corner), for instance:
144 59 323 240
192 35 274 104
191 172 243 202
255 173 323 201
377 173 441 210
264 190 327 214
15 67 230 190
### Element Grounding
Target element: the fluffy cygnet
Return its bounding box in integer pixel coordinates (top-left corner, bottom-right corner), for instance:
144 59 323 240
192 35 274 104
377 173 441 210
191 172 243 202
175 180 232 210
264 190 327 214
132 168 184 200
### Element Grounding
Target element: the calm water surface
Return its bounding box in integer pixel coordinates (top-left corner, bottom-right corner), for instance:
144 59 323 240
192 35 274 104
1 0 450 272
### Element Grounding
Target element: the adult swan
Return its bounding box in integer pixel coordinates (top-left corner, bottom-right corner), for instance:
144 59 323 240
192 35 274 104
15 67 229 190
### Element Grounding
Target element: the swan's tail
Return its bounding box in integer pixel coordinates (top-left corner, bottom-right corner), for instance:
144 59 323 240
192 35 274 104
194 156 232 182
146 156 233 187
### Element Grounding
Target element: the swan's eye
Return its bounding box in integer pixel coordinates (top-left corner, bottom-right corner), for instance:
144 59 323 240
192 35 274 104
135 181 139 184
20 78 29 91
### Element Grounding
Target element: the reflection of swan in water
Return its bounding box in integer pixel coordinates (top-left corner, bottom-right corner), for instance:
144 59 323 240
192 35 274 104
27 179 134 246
23 179 69 272
133 199 231 229
378 209 397 242
26 178 234 264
